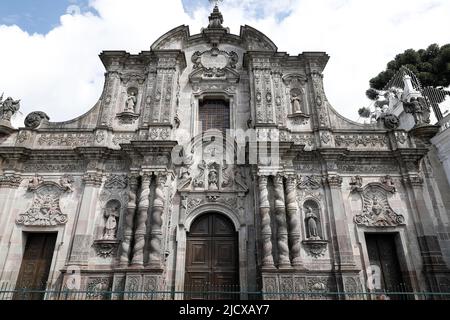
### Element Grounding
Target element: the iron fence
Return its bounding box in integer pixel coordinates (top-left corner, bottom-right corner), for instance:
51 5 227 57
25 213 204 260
1 283 450 301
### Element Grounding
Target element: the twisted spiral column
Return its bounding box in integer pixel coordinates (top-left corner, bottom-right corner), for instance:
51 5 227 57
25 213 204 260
284 174 302 267
131 173 151 266
119 173 139 266
149 172 168 268
273 174 291 268
259 175 275 268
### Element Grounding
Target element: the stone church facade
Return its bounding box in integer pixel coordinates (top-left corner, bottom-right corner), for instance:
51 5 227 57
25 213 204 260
1 6 449 299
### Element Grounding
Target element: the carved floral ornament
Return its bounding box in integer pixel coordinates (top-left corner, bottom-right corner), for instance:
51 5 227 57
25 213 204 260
351 178 405 227
16 174 74 226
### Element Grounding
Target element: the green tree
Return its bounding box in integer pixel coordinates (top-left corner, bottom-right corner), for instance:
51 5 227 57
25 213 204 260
369 43 450 90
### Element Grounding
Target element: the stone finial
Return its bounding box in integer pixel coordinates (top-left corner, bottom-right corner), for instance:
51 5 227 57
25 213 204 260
24 111 50 129
207 4 224 29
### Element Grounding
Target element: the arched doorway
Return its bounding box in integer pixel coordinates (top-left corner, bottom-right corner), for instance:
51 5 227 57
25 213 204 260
184 212 239 299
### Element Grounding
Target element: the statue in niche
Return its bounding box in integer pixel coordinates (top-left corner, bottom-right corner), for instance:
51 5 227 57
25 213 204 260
103 200 120 240
125 90 137 112
208 167 219 190
290 88 304 114
0 95 21 122
305 205 321 240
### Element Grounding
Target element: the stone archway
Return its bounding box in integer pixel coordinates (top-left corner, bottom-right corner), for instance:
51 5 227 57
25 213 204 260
184 212 239 300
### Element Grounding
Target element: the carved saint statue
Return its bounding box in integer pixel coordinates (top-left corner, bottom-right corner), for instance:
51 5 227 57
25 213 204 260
125 91 137 112
103 202 120 240
403 97 431 127
305 206 320 240
290 89 303 114
0 95 21 122
208 168 219 190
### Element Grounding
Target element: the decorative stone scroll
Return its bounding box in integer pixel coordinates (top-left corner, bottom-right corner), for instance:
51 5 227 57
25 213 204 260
353 182 404 227
190 48 239 81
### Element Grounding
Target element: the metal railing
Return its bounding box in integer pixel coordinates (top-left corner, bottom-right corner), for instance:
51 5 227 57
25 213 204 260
1 286 450 301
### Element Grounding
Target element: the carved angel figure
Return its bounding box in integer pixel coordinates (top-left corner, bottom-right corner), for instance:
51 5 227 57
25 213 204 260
60 175 74 192
177 166 192 190
229 51 238 69
28 174 43 191
0 95 20 122
191 51 202 69
193 160 206 188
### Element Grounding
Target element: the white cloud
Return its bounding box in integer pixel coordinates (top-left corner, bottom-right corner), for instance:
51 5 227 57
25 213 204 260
1 0 449 127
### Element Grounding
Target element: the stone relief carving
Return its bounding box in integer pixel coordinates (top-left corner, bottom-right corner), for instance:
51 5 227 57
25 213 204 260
193 160 206 189
0 174 22 188
86 278 111 300
297 175 322 190
177 165 192 190
221 161 232 188
38 133 95 147
353 183 404 227
112 133 137 145
234 167 248 192
334 134 388 148
24 111 49 129
17 181 70 226
190 48 239 80
349 175 363 192
104 174 128 190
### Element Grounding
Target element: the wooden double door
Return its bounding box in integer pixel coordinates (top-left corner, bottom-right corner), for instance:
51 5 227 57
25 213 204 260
365 233 408 299
14 233 57 300
185 213 239 299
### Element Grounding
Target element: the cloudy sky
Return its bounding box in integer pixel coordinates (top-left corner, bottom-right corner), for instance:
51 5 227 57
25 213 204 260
1 0 449 127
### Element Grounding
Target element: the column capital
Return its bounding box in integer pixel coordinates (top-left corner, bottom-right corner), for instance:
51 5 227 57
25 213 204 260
327 174 343 188
0 174 22 189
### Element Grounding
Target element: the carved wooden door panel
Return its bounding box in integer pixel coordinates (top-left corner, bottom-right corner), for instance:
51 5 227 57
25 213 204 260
365 233 407 300
185 213 239 300
14 233 57 300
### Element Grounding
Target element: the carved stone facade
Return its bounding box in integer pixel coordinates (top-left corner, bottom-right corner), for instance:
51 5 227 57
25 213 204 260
0 5 449 300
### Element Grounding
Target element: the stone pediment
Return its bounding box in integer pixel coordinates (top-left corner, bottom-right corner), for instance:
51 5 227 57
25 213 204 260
189 47 240 84
240 25 277 52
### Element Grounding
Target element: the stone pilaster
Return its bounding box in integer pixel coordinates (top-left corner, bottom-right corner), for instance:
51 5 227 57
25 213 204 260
69 170 103 264
273 174 291 268
148 172 168 268
402 173 449 292
119 172 139 266
131 172 151 267
326 174 357 269
258 175 275 269
284 174 302 268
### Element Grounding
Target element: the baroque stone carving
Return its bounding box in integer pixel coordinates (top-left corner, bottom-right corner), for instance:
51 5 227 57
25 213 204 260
349 175 363 192
353 183 405 227
131 174 151 266
24 111 49 129
193 160 206 189
403 97 431 127
149 172 168 267
273 174 291 267
259 175 275 268
86 278 111 300
177 165 192 190
0 174 22 188
190 47 239 80
17 183 69 226
334 134 388 148
297 175 322 190
59 174 74 192
284 174 301 266
0 94 20 122
208 163 220 190
104 174 128 189
120 173 139 265
38 133 95 147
